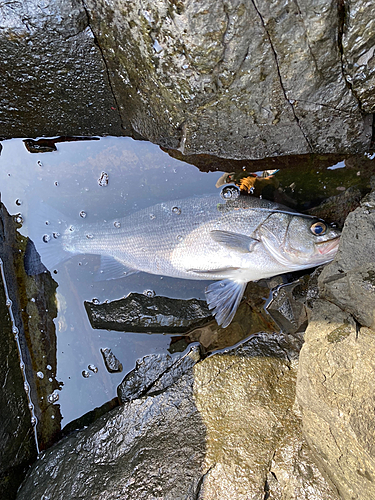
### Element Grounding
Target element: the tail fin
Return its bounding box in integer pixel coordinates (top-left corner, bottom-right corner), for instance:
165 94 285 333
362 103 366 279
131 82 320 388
205 279 247 328
27 203 74 273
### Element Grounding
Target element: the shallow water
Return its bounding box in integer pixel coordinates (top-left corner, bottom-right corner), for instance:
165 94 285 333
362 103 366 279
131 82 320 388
0 136 372 440
0 137 224 427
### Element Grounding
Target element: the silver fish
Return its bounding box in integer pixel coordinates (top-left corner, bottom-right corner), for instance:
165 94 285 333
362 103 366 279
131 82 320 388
37 193 340 327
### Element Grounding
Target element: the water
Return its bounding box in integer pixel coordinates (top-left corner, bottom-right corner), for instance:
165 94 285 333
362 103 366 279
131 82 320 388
0 136 373 436
0 136 223 427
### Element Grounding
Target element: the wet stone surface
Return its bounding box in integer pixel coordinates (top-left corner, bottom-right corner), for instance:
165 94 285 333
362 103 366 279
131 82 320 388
100 348 123 373
85 292 212 334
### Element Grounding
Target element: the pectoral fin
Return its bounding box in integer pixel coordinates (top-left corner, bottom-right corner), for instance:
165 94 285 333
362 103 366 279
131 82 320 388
95 256 139 281
210 230 259 253
205 279 247 328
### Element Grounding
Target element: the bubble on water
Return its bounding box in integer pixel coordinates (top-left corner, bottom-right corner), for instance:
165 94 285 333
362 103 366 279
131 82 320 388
221 185 240 200
15 213 24 224
92 298 100 304
79 210 87 218
42 234 50 243
54 181 59 186
51 415 55 420
45 220 50 225
69 225 75 232
46 364 52 370
88 364 98 373
177 235 183 241
86 233 94 239
31 416 37 426
53 232 60 239
37 160 43 167
6 299 12 307
47 392 59 403
98 171 109 186
24 382 29 393
149 213 156 220
220 282 225 287
12 326 19 335
48 377 53 382
143 289 156 298
28 403 33 410
114 221 121 228
172 206 181 215
37 371 44 379
15 198 22 206
82 370 90 378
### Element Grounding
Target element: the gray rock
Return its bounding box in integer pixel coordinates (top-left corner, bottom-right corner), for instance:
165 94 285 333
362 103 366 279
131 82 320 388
118 345 201 403
85 293 212 333
100 348 123 373
319 190 375 327
0 0 123 139
297 300 375 500
17 335 337 500
342 0 375 112
297 189 375 499
83 0 371 158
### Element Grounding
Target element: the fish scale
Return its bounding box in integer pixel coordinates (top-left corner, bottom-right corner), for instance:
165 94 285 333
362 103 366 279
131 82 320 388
35 193 341 327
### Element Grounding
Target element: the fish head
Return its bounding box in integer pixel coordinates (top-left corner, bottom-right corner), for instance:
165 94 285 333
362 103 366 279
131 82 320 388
258 213 341 269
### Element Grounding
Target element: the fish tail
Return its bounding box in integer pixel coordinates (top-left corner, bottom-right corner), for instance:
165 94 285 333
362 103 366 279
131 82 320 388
27 203 75 273
205 279 247 328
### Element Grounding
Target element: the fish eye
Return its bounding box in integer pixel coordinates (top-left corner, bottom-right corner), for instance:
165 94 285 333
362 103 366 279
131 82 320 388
310 221 327 236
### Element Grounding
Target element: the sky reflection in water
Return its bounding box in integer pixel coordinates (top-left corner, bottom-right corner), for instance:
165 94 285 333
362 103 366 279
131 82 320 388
0 137 223 425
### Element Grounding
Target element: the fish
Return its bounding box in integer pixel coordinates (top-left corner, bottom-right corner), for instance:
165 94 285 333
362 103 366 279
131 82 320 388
34 193 341 328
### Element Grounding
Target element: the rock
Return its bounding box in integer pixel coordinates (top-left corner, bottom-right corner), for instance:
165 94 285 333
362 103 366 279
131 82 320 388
0 257 37 499
17 336 338 500
297 189 375 499
0 203 62 454
84 293 212 333
342 0 375 112
0 0 123 139
319 190 375 327
83 0 371 158
297 300 375 500
118 345 201 403
100 348 123 373
1 0 373 157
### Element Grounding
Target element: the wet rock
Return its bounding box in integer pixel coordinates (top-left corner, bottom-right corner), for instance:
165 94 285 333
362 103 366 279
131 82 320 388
319 190 375 327
100 348 123 373
342 0 375 112
0 0 123 139
84 293 212 333
17 336 337 500
297 301 375 500
0 261 37 499
83 0 371 158
117 345 201 403
297 189 375 499
0 203 62 456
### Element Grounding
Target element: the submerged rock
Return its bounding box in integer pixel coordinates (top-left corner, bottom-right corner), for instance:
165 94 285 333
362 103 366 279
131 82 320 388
100 348 123 373
17 336 338 500
85 293 212 333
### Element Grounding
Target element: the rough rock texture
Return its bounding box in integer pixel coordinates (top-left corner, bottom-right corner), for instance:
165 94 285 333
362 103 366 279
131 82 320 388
297 190 375 500
85 293 212 333
0 262 37 499
83 0 372 158
0 203 62 455
342 0 375 112
17 337 338 500
0 0 122 138
0 0 373 157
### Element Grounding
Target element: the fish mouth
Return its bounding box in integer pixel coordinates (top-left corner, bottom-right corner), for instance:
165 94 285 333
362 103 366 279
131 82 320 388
316 236 340 256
